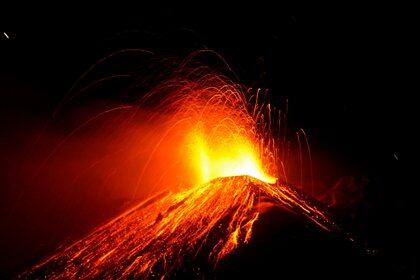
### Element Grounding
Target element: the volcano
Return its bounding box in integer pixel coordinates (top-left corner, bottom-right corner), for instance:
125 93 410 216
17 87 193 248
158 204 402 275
20 176 336 279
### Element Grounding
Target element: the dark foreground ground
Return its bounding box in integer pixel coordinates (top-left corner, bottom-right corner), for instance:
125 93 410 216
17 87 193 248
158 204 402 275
213 205 397 279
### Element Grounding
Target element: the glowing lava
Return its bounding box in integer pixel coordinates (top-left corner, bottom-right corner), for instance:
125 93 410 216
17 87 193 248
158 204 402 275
21 176 334 279
187 124 276 184
138 66 279 189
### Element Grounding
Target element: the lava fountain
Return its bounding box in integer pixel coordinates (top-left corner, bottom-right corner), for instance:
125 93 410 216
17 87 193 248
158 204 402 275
20 55 336 279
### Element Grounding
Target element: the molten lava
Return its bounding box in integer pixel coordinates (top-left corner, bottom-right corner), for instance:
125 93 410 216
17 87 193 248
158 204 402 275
187 122 276 184
21 57 335 279
22 176 334 279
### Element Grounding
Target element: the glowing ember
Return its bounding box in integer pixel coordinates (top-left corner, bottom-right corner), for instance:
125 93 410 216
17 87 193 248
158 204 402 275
20 55 335 279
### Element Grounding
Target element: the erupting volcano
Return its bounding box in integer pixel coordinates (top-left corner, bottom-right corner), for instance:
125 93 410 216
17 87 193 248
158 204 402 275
20 54 337 279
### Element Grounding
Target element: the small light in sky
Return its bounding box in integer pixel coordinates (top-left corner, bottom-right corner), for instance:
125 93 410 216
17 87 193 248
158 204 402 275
3 32 9 39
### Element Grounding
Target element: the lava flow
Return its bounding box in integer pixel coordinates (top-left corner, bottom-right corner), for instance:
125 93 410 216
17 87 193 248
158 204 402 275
22 176 334 279
21 57 336 279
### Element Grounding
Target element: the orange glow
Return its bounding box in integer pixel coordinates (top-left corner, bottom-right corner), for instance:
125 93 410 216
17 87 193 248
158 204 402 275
187 128 276 184
148 69 279 188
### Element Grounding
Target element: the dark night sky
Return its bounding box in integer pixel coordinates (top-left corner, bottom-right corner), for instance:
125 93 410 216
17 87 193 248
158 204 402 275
1 7 417 279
